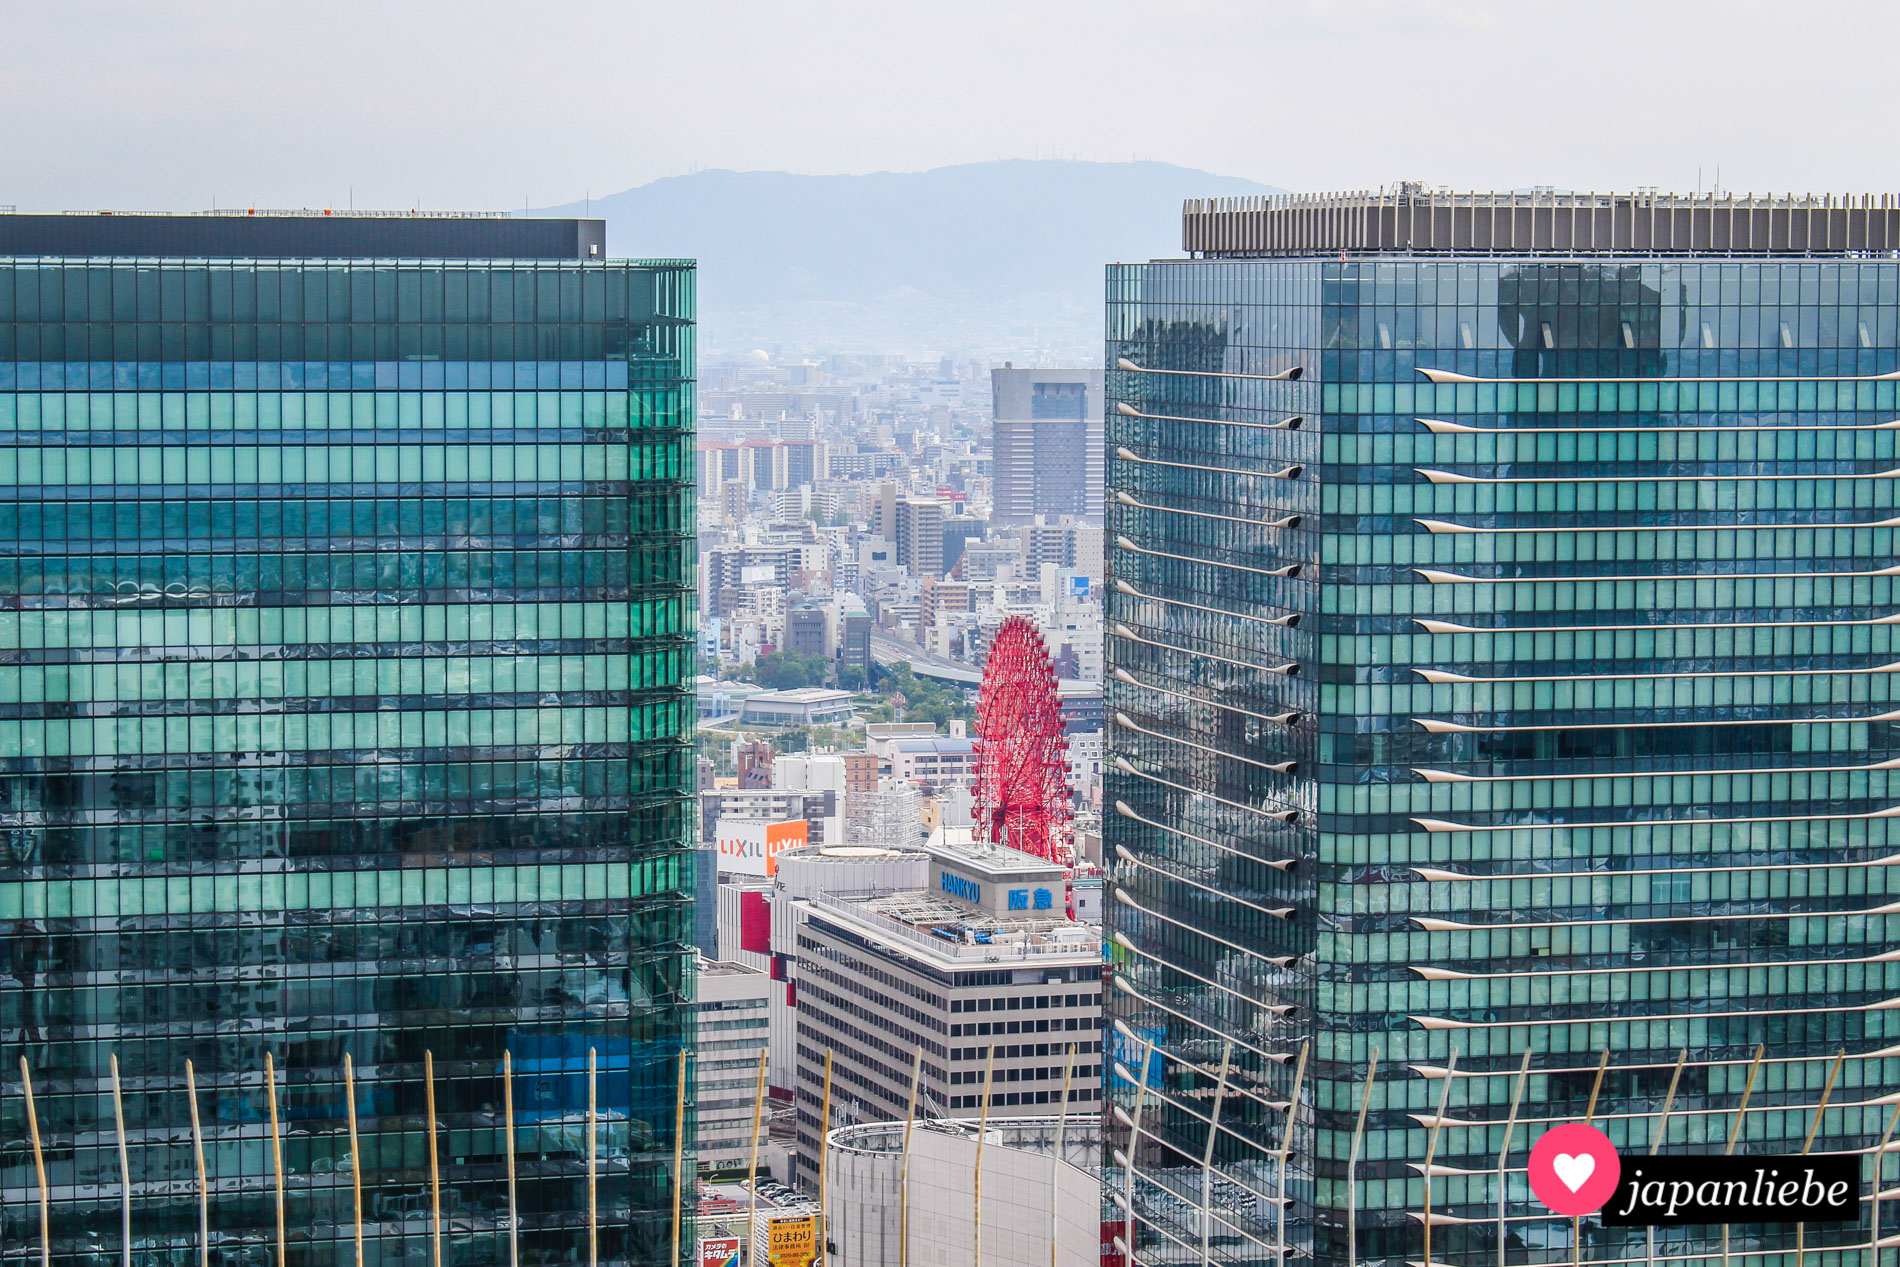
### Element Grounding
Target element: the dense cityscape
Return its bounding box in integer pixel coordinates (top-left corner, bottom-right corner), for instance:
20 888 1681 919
5 5 1900 1267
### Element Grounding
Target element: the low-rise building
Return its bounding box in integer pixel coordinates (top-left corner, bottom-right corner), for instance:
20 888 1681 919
886 736 975 790
704 788 841 852
740 687 859 728
825 1117 1100 1267
786 831 1103 1185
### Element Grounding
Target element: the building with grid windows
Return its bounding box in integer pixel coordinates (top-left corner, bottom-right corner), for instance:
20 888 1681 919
991 367 1105 527
787 830 1102 1188
1104 189 1900 1267
0 213 696 1265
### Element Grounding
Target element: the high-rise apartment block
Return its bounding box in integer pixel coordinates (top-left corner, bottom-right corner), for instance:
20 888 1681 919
1105 190 1900 1267
893 497 945 579
991 367 1103 526
0 213 696 1263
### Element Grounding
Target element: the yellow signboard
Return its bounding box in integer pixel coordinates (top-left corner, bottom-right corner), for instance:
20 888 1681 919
764 1213 819 1267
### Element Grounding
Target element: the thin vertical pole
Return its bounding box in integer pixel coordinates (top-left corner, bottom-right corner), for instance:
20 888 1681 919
1122 1038 1156 1265
1497 1049 1532 1267
265 1051 286 1267
186 1059 210 1267
1346 1049 1381 1267
21 1056 50 1267
587 1046 599 1267
672 1051 688 1267
1055 1042 1078 1267
504 1050 519 1267
1720 1046 1766 1267
112 1053 133 1267
745 1046 768 1237
1420 1048 1459 1267
1795 1050 1844 1267
975 1046 996 1267
818 1050 834 1266
1872 1099 1900 1265
1572 1049 1611 1267
426 1050 443 1267
344 1052 364 1267
1643 1049 1687 1267
899 1047 923 1267
1276 1042 1310 1267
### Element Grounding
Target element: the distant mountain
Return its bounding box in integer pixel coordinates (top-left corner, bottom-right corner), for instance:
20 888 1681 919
540 160 1282 357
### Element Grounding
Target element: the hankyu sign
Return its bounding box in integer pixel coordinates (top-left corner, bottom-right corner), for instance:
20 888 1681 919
939 870 981 903
714 818 807 877
698 1236 741 1267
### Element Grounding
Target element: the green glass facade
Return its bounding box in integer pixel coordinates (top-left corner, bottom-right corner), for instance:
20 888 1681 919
0 248 697 1264
1106 230 1900 1266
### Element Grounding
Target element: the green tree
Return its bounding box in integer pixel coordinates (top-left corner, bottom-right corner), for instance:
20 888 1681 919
754 651 833 691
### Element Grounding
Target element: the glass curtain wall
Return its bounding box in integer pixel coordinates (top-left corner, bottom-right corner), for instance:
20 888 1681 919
0 258 697 1265
1105 254 1900 1267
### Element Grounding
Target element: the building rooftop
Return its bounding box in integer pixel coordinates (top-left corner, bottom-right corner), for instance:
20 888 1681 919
0 210 607 260
744 687 855 704
890 737 975 755
925 826 1062 876
809 888 1099 964
698 957 768 978
1182 188 1900 259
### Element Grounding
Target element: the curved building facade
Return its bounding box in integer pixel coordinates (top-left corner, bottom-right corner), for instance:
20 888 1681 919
1104 190 1900 1267
824 1116 1100 1267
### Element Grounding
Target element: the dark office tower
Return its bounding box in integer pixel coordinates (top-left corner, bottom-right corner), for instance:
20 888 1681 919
0 214 696 1265
990 367 1104 526
1104 190 1900 1267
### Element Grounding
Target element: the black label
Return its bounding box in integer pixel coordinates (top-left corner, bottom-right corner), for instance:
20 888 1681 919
1601 1154 1861 1226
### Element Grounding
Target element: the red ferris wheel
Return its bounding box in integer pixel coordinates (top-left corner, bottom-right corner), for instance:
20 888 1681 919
972 616 1074 865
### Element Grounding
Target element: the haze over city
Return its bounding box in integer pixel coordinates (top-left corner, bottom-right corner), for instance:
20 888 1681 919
5 5 1900 1267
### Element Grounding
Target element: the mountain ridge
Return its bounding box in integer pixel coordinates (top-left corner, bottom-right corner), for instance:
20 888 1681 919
539 160 1283 356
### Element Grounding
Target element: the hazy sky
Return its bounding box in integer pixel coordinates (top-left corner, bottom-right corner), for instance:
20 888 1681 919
6 0 1893 213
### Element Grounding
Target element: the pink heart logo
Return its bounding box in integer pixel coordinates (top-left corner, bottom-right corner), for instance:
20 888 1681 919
1529 1123 1621 1216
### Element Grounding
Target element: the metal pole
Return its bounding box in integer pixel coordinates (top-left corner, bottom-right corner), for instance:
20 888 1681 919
1054 1042 1077 1267
426 1050 443 1267
1572 1050 1610 1267
1277 1042 1310 1267
745 1046 768 1242
265 1051 286 1267
1643 1049 1687 1267
1795 1050 1845 1267
1872 1098 1900 1267
976 1046 996 1267
1497 1049 1532 1267
1122 1037 1157 1265
1198 1041 1232 1267
504 1049 519 1267
21 1055 49 1267
673 1051 688 1267
899 1047 923 1267
587 1046 598 1267
112 1052 133 1267
186 1059 210 1267
1420 1048 1459 1267
345 1052 364 1267
1720 1046 1766 1267
1346 1048 1381 1267
819 1049 834 1267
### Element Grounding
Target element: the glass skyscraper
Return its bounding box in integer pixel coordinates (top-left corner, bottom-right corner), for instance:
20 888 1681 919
1104 191 1900 1267
0 214 696 1264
